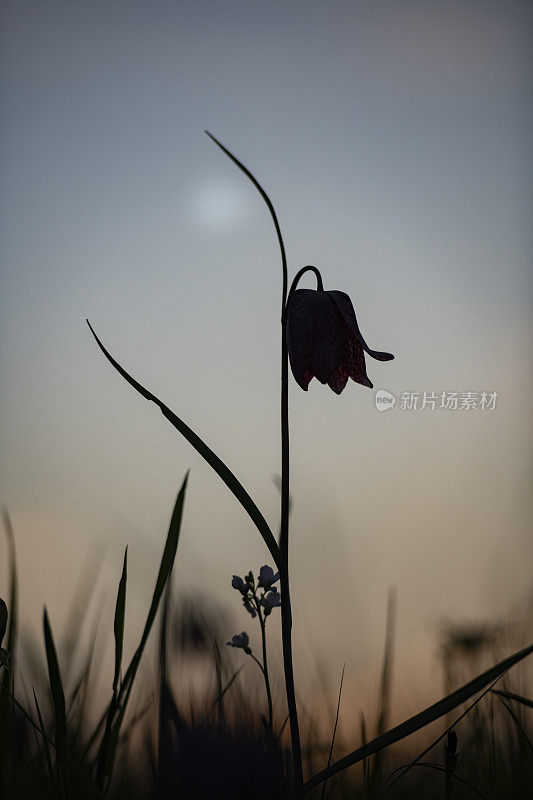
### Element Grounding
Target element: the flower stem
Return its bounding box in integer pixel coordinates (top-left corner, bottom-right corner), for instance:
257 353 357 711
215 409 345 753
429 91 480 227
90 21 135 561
287 265 324 306
256 605 274 736
281 331 304 797
203 132 304 795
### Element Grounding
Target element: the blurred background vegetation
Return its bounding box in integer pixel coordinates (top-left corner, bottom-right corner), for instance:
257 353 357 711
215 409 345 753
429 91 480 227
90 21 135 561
1 492 531 799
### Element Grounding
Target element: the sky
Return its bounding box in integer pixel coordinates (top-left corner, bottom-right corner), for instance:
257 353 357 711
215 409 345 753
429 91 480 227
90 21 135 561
1 0 532 717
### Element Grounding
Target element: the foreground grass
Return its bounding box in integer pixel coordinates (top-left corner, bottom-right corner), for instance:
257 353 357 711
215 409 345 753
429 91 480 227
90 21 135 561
1 493 531 800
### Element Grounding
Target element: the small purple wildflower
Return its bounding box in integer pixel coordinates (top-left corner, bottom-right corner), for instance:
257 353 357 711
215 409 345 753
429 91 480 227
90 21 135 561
261 588 281 611
258 565 280 590
231 575 248 595
226 631 250 649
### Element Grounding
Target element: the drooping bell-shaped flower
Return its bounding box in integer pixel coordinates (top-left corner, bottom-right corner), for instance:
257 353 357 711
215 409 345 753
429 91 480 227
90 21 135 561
286 288 394 394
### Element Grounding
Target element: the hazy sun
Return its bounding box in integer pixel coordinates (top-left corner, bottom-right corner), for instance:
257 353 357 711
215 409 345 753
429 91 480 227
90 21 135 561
192 181 248 231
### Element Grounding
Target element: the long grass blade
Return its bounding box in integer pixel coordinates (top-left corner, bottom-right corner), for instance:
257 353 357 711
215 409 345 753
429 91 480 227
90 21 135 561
43 607 69 797
378 671 505 800
372 587 397 787
321 664 345 800
128 474 187 663
199 666 244 728
498 698 533 751
304 642 533 791
98 474 189 790
157 580 174 799
491 688 533 709
444 730 458 800
0 684 56 749
0 510 18 790
113 549 128 694
384 762 488 800
86 320 281 568
95 549 128 788
33 688 56 793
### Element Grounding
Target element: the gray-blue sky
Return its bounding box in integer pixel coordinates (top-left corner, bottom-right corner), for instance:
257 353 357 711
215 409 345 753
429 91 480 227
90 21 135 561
1 0 532 702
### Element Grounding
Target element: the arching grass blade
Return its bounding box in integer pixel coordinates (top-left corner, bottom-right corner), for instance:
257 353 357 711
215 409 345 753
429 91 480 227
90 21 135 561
304 642 533 792
86 320 281 568
491 688 533 709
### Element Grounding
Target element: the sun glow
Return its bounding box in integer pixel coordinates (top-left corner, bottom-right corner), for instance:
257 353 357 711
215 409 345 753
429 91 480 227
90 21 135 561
192 181 248 231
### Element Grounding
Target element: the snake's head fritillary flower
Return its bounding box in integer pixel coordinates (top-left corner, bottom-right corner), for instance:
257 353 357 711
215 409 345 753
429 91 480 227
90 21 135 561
258 565 280 590
226 631 252 654
286 288 394 394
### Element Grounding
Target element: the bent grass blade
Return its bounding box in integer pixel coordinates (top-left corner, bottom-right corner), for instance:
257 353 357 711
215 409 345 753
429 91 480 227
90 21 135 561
204 131 288 306
491 688 533 709
86 320 281 569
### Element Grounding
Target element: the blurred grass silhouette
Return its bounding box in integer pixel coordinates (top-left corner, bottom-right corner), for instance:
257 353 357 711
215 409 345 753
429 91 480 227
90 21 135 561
1 493 531 799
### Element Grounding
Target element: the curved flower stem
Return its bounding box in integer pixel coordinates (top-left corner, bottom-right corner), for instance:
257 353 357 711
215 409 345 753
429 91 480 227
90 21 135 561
286 266 324 309
206 131 304 797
